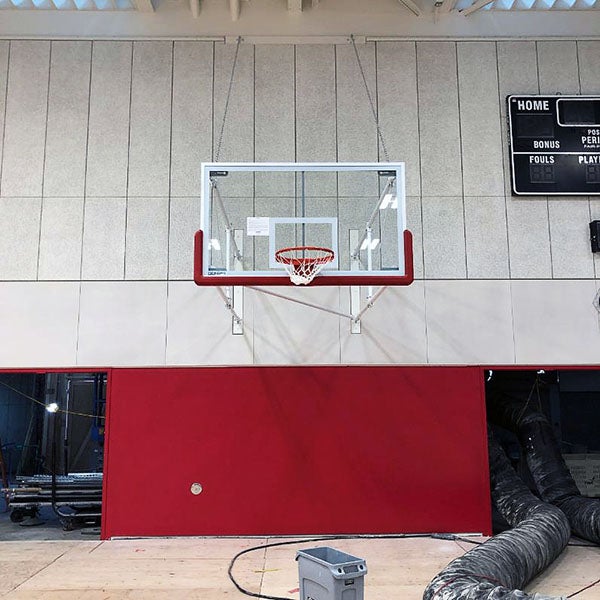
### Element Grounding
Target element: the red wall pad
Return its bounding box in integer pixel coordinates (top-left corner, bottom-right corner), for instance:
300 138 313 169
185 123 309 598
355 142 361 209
102 366 491 538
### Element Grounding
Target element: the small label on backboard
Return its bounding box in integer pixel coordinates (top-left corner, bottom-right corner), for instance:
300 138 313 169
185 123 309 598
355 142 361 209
247 217 270 236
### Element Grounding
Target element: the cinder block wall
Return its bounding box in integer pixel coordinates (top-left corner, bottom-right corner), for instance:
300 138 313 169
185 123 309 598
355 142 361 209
0 39 599 367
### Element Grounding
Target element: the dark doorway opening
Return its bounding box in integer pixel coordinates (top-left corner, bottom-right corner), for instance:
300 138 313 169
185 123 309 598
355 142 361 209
0 371 107 540
485 368 600 526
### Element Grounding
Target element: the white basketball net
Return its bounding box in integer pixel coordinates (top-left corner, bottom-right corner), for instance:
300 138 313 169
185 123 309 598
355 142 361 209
275 246 335 285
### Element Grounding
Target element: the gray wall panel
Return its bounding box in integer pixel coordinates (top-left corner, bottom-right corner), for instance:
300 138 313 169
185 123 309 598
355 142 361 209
376 42 420 197
255 45 294 162
497 41 551 278
295 45 337 196
86 42 132 197
340 283 427 363
77 281 167 366
43 42 91 198
0 197 41 280
169 197 198 280
213 42 254 166
576 42 600 279
537 42 585 280
337 63 378 217
336 42 377 196
171 42 213 197
537 41 580 95
549 200 594 279
464 196 509 279
497 41 539 197
0 282 80 367
578 41 600 94
497 41 539 95
0 43 8 187
81 198 126 280
416 42 462 197
128 42 173 197
512 280 600 364
422 196 466 279
506 198 552 279
406 195 423 279
590 199 600 279
166 282 253 365
255 45 295 197
125 197 169 280
425 280 515 364
1 41 49 198
251 286 341 364
457 42 504 197
0 39 598 369
38 197 84 280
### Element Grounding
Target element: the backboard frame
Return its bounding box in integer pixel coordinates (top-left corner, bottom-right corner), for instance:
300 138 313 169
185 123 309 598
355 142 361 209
193 162 414 287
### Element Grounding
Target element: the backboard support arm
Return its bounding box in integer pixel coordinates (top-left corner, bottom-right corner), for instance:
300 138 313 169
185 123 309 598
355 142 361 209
211 179 243 264
211 284 392 333
351 176 396 262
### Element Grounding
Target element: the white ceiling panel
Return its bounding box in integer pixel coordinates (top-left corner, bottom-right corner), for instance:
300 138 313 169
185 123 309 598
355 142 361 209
1 0 600 38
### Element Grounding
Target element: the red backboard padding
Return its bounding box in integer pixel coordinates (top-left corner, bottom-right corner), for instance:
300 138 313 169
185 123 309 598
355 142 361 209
102 366 491 538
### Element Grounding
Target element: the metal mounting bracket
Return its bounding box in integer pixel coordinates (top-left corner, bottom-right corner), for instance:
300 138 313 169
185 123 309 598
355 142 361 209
350 230 362 334
217 229 391 335
217 230 244 335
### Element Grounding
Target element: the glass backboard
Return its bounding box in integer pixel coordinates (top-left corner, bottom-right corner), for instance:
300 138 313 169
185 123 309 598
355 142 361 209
194 162 413 286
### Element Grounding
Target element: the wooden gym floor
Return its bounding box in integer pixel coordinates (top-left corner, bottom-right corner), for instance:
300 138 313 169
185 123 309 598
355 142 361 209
0 536 598 599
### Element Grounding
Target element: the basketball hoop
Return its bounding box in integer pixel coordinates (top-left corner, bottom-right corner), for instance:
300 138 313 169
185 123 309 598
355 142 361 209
275 246 335 285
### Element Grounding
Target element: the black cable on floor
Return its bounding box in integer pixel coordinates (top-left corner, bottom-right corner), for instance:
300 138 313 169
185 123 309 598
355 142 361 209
456 536 599 548
228 533 600 600
227 533 434 600
567 577 600 598
454 536 484 545
568 542 600 547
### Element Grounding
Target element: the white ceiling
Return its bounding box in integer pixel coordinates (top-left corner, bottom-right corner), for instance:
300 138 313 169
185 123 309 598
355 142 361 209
1 0 599 39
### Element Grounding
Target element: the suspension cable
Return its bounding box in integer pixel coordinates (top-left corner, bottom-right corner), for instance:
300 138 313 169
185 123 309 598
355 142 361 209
350 35 390 163
215 36 242 162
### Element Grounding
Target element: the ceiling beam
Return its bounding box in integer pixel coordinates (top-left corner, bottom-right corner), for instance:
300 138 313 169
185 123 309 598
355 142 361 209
190 0 200 17
461 0 494 14
132 0 154 11
229 0 240 20
437 0 458 12
288 0 302 12
396 0 421 16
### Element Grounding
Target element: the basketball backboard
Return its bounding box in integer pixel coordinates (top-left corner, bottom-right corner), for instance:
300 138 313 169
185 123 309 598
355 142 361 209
194 162 413 286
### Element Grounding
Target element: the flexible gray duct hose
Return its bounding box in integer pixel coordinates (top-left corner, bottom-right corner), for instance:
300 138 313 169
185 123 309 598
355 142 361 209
423 432 570 600
488 391 600 544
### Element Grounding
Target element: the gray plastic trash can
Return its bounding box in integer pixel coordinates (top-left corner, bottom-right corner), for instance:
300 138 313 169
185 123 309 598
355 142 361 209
296 547 367 600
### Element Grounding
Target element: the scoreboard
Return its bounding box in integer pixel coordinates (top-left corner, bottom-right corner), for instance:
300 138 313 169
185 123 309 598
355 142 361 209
508 95 600 195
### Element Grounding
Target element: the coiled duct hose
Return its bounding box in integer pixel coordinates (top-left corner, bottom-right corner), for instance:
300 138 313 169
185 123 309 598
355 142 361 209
488 391 600 544
423 431 570 600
